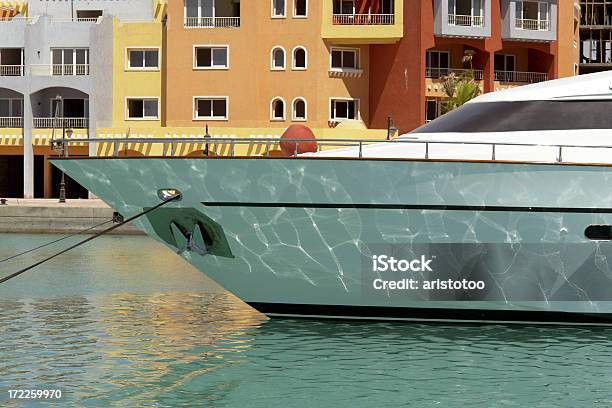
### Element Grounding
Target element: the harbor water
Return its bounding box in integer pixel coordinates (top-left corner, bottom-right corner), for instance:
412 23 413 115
1 234 611 407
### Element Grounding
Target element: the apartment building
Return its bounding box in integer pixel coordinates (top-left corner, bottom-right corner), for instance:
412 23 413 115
0 0 577 199
580 0 612 73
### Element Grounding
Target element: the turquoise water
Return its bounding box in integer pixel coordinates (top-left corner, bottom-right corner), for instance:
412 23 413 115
1 234 612 407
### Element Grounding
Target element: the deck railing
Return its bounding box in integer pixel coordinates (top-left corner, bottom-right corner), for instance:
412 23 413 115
0 65 24 76
426 67 484 80
0 117 22 128
33 117 89 129
30 64 90 76
448 14 484 27
47 136 612 165
494 70 548 83
332 14 395 25
515 18 550 31
184 17 240 28
51 17 102 23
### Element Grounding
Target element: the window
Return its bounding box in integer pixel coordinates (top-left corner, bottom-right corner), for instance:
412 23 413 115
76 10 103 20
272 0 286 17
515 1 550 30
494 54 516 72
292 98 307 121
333 0 355 14
185 0 241 28
271 98 285 120
194 46 229 69
448 0 483 25
126 98 159 120
0 99 23 117
293 47 307 69
585 225 612 240
194 97 228 120
52 48 89 75
127 49 159 70
426 99 442 123
330 48 359 71
271 47 286 70
294 0 307 17
426 50 450 78
330 99 358 121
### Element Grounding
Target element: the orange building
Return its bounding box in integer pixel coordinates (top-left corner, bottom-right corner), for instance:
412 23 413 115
163 0 578 134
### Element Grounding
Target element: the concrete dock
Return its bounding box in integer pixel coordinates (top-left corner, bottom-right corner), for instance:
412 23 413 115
0 199 143 235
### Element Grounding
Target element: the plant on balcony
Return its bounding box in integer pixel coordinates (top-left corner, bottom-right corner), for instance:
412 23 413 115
440 71 480 114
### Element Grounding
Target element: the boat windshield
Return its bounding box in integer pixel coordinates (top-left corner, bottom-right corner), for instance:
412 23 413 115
412 100 612 133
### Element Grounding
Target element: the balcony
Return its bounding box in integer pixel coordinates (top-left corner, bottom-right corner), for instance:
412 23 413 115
448 14 484 27
322 0 403 44
184 16 240 28
494 70 548 83
32 117 89 129
332 13 395 25
30 64 90 76
426 67 484 80
434 0 491 38
501 0 556 41
0 65 23 76
0 117 22 128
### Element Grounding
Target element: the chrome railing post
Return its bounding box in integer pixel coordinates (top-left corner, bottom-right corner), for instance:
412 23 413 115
294 141 298 157
113 141 119 157
492 144 496 160
557 146 563 163
425 142 429 159
230 140 235 157
359 141 363 158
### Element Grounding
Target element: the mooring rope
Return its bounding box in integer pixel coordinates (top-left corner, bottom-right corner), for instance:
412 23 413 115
0 219 113 264
0 194 180 285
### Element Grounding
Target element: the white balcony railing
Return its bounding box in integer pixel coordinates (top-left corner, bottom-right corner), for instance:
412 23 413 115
494 70 548 83
332 14 395 25
515 18 550 31
32 117 89 129
448 14 484 27
184 17 240 28
0 65 24 76
0 117 23 128
426 67 484 80
51 17 102 23
30 64 90 76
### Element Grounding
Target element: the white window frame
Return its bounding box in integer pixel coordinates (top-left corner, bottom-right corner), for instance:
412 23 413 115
425 99 442 123
426 50 450 69
515 0 550 23
271 0 287 18
270 97 286 121
193 45 230 70
292 46 308 70
125 97 160 121
125 47 160 71
0 98 23 117
495 53 516 71
448 0 484 18
293 0 308 18
330 47 360 72
329 97 359 121
51 48 90 75
193 96 229 121
292 97 307 121
270 46 286 70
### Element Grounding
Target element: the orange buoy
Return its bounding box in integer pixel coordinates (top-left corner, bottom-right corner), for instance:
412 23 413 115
279 124 318 156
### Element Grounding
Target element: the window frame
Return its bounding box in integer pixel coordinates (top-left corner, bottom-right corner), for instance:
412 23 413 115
193 44 230 70
125 97 160 121
425 50 450 69
0 98 23 118
271 0 287 18
270 97 286 121
125 47 160 71
330 47 360 72
293 0 308 18
292 46 308 70
292 97 307 121
193 96 229 121
270 46 287 70
329 97 359 121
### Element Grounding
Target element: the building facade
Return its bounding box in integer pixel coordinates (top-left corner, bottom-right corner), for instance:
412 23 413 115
580 0 612 74
0 0 577 199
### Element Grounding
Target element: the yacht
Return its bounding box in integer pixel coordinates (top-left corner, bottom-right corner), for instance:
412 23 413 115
52 71 612 325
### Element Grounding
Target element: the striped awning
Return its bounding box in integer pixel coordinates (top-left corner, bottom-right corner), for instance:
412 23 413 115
0 1 27 18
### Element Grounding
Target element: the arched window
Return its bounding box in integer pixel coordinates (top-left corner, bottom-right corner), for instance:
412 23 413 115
292 47 307 70
294 0 307 17
271 97 285 120
292 98 307 121
271 47 286 70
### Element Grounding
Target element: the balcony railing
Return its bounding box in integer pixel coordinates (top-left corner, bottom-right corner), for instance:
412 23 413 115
32 117 89 129
515 18 550 31
30 64 90 76
426 67 484 80
0 65 24 76
332 14 395 25
0 117 23 128
51 17 102 23
494 70 548 83
184 17 240 28
448 14 484 27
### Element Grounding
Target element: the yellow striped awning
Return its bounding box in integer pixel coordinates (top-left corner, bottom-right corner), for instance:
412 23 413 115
0 1 27 18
